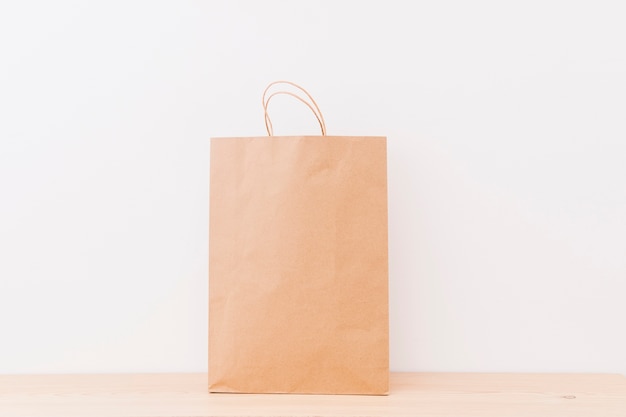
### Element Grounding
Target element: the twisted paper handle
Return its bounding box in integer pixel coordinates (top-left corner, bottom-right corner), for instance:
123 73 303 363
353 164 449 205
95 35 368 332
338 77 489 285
262 81 327 136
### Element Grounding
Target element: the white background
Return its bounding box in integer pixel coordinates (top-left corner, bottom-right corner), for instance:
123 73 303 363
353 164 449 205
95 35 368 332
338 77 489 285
1 1 625 375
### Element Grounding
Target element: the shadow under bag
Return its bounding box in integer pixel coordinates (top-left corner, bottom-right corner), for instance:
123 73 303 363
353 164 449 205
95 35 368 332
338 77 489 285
209 81 388 394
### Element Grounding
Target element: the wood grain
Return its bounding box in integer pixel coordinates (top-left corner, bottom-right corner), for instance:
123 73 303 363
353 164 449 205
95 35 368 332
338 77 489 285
0 372 624 417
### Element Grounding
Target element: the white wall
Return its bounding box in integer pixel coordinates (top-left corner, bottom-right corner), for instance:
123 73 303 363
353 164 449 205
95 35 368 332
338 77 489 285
1 1 625 374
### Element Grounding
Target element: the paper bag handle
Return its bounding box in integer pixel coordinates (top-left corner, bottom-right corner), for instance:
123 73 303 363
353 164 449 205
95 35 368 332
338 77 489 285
262 81 327 136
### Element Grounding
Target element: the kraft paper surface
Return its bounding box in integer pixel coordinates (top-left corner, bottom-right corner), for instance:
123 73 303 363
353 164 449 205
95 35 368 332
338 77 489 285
209 136 388 395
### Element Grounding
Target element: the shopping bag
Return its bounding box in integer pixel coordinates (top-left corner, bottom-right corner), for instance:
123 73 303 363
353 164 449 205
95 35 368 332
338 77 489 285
209 81 388 394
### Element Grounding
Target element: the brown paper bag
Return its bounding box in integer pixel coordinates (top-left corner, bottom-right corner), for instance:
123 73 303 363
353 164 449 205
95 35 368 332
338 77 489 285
209 81 388 395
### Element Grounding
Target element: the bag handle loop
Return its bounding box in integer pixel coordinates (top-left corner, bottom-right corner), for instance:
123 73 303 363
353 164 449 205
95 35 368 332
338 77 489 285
262 81 327 136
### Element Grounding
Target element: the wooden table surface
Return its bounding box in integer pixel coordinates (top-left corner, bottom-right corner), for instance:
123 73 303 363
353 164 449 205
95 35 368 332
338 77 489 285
1 372 625 417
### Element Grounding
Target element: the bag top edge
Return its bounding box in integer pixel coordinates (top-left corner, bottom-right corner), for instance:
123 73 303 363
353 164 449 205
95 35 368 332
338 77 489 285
210 136 387 140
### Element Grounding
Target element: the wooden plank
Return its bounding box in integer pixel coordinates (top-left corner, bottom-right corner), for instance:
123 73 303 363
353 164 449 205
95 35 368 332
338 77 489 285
0 372 624 417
